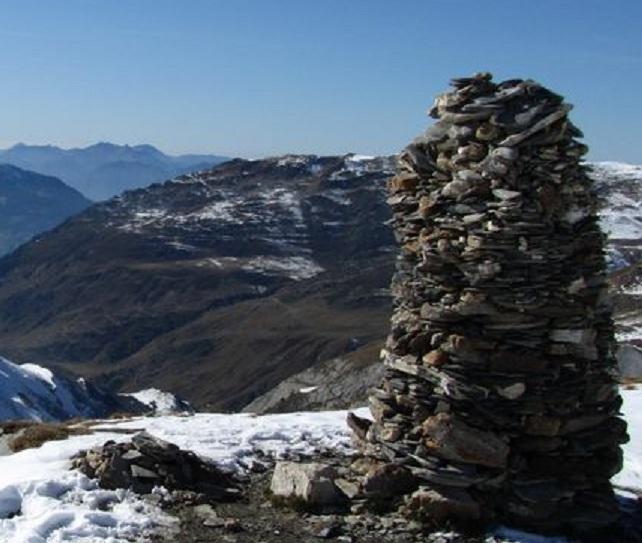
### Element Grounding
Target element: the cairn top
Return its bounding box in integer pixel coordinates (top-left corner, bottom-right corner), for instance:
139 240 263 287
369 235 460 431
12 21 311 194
426 73 574 147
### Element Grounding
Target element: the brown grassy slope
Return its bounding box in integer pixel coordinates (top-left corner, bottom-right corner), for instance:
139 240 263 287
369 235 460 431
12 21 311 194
95 258 392 411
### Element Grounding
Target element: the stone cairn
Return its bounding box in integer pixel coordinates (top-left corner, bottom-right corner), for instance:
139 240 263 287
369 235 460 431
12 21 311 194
352 73 628 534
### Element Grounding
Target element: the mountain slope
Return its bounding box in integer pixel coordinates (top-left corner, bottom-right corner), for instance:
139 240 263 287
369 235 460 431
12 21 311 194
249 161 642 413
0 155 395 410
241 341 386 414
591 162 642 345
0 164 91 256
0 157 637 411
592 162 642 270
0 356 143 422
0 143 228 200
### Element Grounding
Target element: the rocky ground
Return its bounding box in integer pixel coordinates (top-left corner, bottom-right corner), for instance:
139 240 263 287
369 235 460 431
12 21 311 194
147 459 642 543
150 460 483 543
69 429 636 543
70 429 483 542
1 402 641 542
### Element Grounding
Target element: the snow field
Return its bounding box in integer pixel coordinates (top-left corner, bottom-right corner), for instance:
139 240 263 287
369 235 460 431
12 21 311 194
0 408 369 542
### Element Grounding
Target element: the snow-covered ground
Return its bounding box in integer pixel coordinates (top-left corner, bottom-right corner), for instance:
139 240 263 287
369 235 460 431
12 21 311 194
0 391 640 542
613 387 642 490
0 408 368 542
592 162 642 242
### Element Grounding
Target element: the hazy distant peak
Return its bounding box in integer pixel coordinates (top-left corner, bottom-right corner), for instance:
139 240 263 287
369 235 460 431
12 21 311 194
0 142 229 201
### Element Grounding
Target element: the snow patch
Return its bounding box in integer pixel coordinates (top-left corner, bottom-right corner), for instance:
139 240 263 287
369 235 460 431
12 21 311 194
241 256 324 281
329 154 395 181
0 358 109 422
348 154 376 162
166 241 198 253
322 189 353 206
260 187 304 225
613 386 642 490
185 200 242 223
599 193 642 240
121 389 192 416
20 364 56 389
299 386 318 394
276 155 312 168
591 162 642 241
0 432 176 542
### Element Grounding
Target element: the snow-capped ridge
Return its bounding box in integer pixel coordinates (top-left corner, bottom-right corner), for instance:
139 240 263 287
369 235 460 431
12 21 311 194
0 357 142 422
590 161 642 243
122 388 193 416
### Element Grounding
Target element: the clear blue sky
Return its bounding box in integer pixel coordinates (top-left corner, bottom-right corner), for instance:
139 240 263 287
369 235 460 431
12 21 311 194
0 0 640 161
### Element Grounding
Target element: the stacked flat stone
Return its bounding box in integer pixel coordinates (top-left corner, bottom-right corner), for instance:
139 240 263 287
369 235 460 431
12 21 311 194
362 73 628 533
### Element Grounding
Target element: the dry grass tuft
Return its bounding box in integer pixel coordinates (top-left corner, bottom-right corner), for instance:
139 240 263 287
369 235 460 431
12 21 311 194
8 422 90 452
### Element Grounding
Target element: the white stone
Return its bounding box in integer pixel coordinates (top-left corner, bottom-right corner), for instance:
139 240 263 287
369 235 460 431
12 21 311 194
617 344 642 381
550 328 595 344
497 382 526 400
270 462 340 505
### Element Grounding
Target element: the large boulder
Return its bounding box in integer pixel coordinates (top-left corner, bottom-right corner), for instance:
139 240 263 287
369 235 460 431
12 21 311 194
270 462 343 506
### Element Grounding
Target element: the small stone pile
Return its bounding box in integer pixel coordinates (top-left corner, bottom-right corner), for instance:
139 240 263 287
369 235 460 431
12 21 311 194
353 73 628 534
71 431 239 500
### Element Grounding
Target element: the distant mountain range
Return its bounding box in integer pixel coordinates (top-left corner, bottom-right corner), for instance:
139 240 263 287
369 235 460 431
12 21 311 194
0 164 91 256
0 142 229 201
0 157 637 412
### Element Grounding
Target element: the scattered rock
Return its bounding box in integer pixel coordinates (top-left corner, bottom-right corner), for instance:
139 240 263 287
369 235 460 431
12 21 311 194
403 486 480 523
307 516 343 539
334 478 361 500
361 463 417 499
346 412 371 442
71 431 239 499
